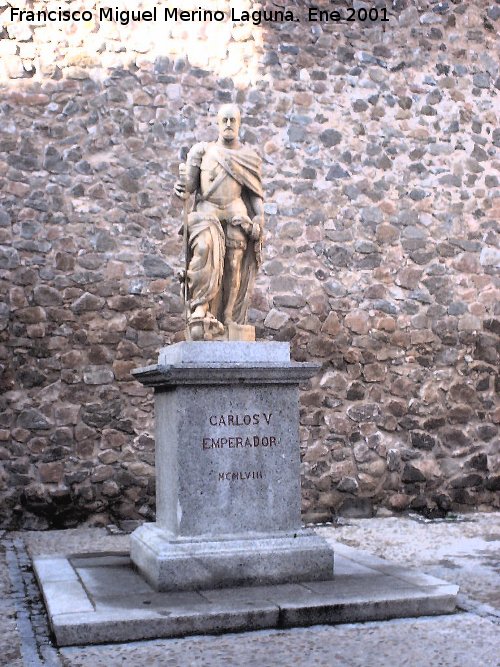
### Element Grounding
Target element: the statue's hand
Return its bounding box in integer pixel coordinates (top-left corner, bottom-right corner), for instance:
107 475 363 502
251 215 264 240
232 216 252 236
174 163 188 200
174 182 188 199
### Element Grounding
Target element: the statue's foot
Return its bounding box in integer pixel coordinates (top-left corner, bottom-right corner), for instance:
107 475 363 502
188 311 224 340
208 316 225 334
191 305 207 320
223 311 234 325
190 322 204 341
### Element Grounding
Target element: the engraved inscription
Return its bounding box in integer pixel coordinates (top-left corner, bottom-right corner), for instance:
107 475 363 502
218 470 263 481
205 411 275 482
209 413 272 426
203 436 278 449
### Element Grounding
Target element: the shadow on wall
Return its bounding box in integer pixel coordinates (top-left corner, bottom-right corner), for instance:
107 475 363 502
0 0 499 529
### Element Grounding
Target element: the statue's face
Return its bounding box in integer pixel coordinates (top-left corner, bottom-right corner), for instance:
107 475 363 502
217 105 241 143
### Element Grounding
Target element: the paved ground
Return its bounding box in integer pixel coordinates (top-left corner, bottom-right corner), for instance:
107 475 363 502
1 512 499 667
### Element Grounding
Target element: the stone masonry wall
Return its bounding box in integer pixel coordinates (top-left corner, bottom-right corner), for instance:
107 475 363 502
0 0 499 528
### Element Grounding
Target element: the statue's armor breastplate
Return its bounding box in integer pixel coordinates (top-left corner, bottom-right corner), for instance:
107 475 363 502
199 145 242 207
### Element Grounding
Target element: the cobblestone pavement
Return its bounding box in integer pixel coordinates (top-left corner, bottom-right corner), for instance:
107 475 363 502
1 513 498 667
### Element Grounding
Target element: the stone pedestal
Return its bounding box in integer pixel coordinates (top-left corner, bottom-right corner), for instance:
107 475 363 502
130 341 334 591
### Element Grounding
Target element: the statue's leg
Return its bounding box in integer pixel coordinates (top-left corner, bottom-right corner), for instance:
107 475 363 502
223 223 248 325
189 228 211 320
223 247 245 324
186 211 225 327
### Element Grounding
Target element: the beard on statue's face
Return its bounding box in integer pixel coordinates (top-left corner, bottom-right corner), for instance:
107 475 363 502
223 127 236 140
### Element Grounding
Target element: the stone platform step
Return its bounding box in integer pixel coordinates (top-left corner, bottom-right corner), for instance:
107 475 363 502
33 542 458 647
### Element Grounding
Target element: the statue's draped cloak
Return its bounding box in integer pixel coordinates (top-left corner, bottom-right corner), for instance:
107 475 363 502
207 144 263 200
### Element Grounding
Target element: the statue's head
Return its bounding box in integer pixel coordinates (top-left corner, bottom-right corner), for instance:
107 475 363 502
217 104 241 144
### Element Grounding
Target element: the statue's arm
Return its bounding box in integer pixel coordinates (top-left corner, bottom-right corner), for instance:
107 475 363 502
174 142 206 198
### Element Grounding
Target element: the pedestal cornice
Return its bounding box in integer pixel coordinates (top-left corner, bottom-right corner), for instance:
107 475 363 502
132 362 320 387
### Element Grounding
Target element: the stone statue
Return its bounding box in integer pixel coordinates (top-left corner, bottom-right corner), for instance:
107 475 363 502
174 104 264 341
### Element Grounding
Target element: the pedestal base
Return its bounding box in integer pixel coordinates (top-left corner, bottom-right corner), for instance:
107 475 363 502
34 542 459 647
131 523 334 591
131 342 332 592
